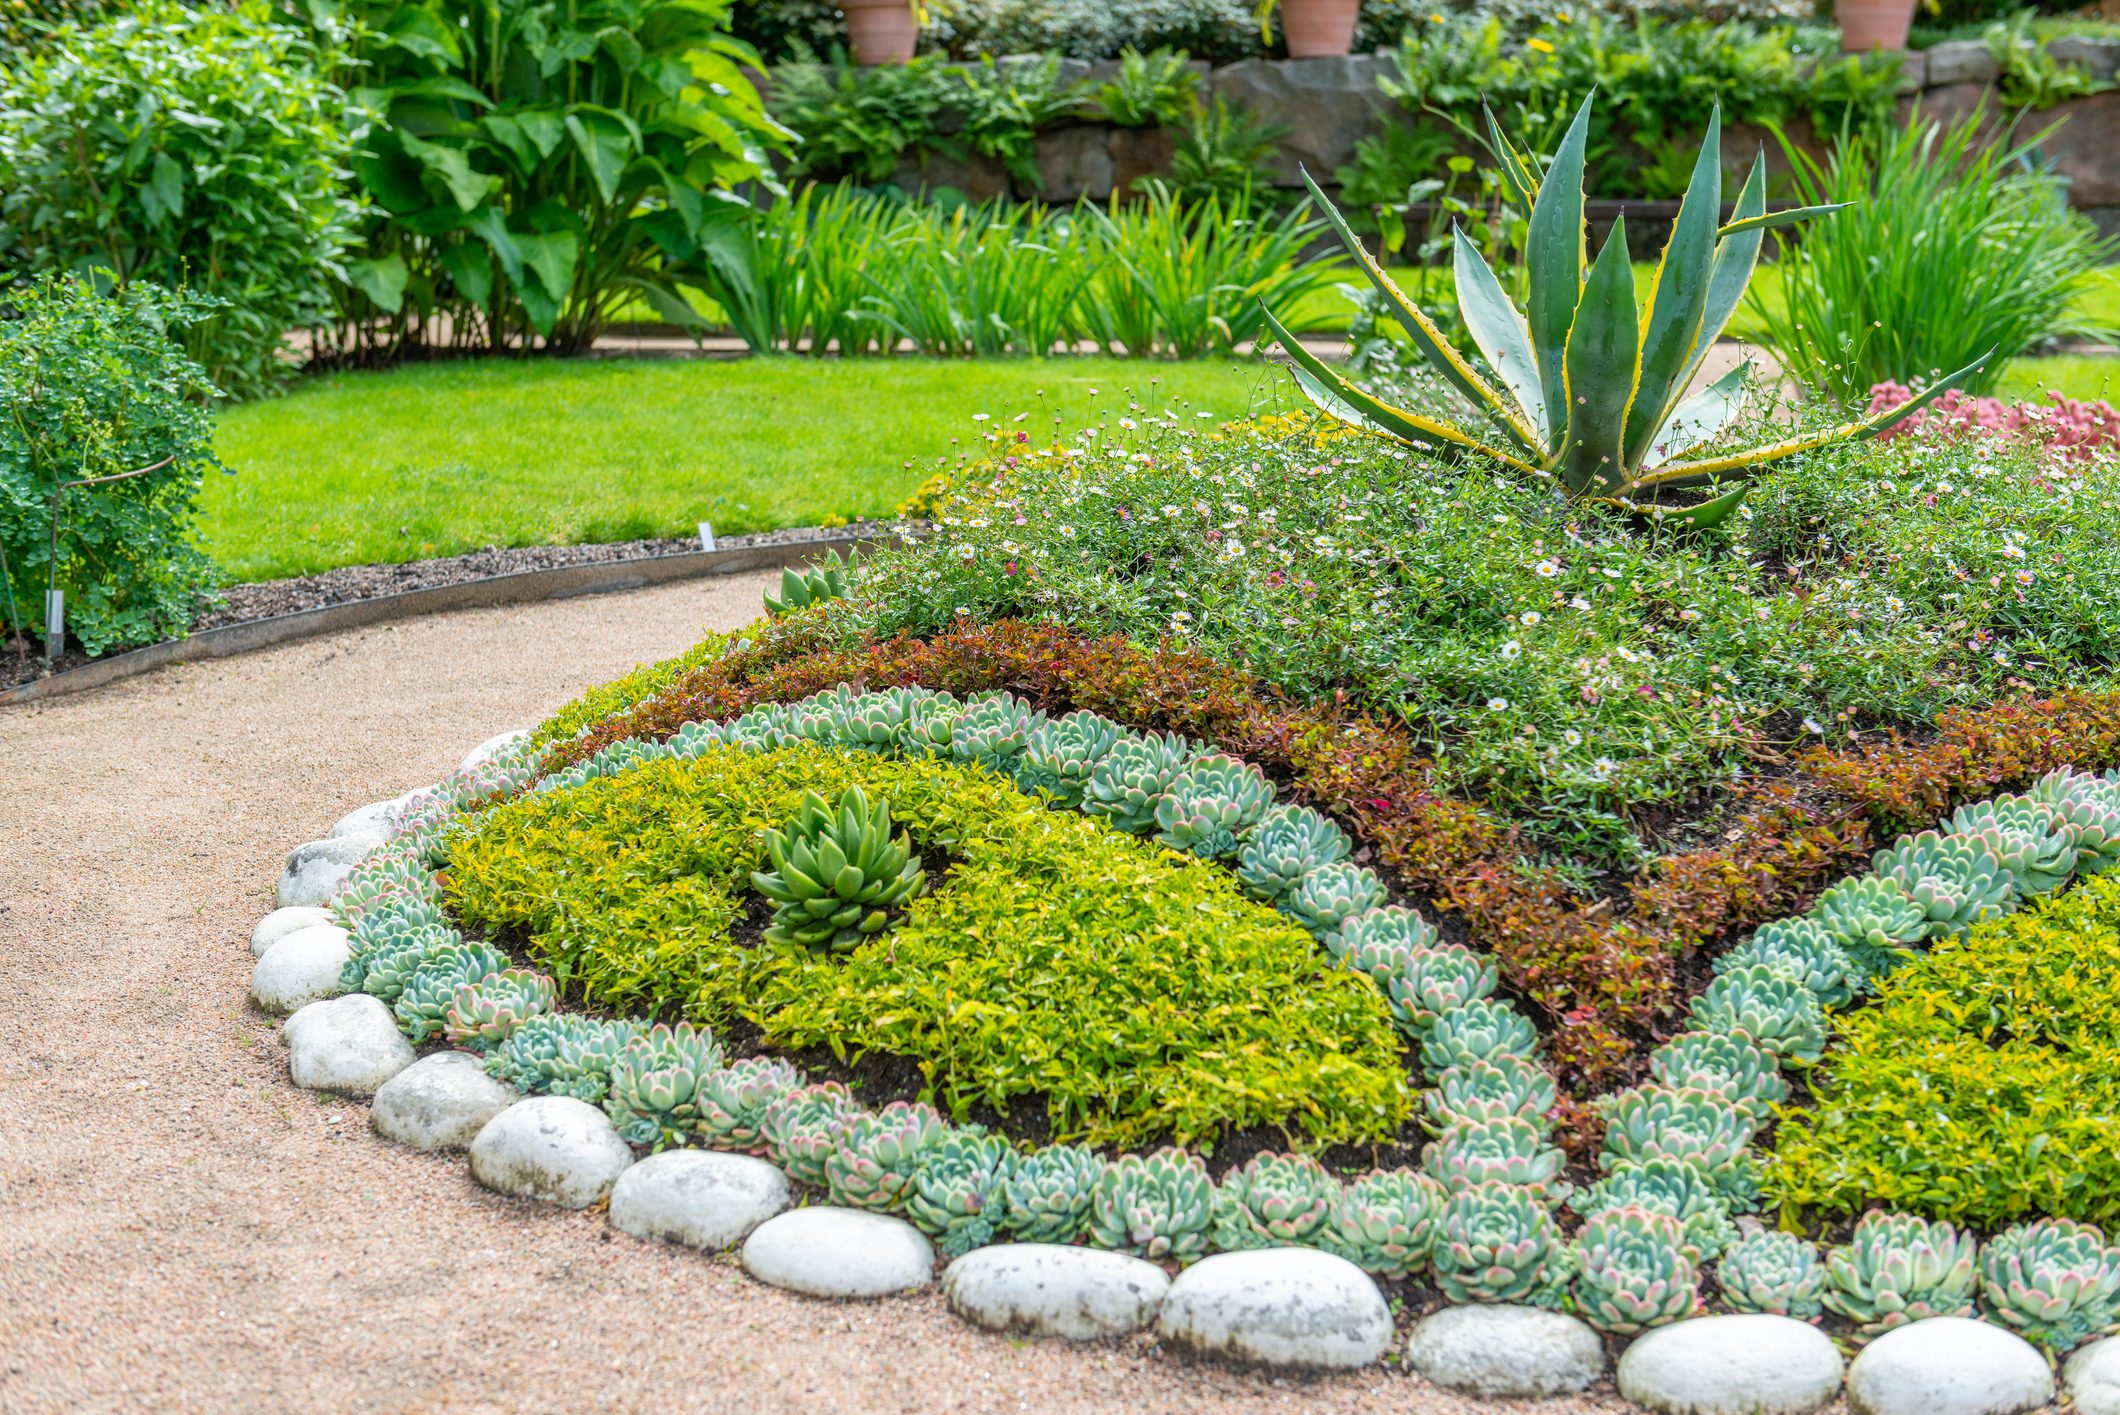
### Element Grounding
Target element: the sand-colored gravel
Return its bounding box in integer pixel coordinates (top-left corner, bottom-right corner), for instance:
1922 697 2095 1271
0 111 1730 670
0 575 1644 1415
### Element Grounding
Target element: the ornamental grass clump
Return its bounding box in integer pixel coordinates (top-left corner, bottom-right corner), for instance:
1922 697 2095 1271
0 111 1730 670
1823 1210 1979 1337
1209 1152 1340 1251
752 785 928 952
1423 1118 1571 1205
442 968 558 1052
1717 1229 1827 1320
485 1014 640 1104
1088 1148 1214 1264
1002 1143 1107 1245
762 1082 864 1188
907 1128 1019 1258
1976 1218 2120 1353
697 1057 804 1153
1320 1169 1449 1280
604 1021 726 1149
1430 1181 1570 1306
1570 1205 1703 1336
825 1100 951 1214
1261 94 1980 529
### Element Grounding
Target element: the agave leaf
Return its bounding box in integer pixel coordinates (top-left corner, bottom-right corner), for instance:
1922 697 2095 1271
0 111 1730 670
1717 203 1851 238
1263 305 1537 469
1644 361 1749 469
1625 107 1722 469
1633 347 1996 489
1525 93 1594 445
1453 225 1550 445
1633 482 1750 531
1559 217 1640 494
1297 168 1541 452
1483 104 1540 211
1661 153 1770 431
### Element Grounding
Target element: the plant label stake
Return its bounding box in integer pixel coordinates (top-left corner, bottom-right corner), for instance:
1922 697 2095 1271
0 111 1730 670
44 589 63 667
698 521 717 552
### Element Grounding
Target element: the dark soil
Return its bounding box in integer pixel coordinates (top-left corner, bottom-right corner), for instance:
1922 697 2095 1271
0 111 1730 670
3 522 895 693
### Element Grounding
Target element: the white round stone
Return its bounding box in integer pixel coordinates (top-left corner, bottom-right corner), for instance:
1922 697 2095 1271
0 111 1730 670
460 728 531 774
1157 1248 1392 1370
277 835 379 908
1407 1303 1607 1398
329 785 432 841
469 1097 634 1209
741 1207 934 1298
250 925 353 1014
2066 1336 2120 1415
251 905 334 956
282 993 415 1097
1619 1314 1844 1415
1846 1316 2054 1415
944 1243 1171 1340
609 1150 790 1251
370 1051 516 1151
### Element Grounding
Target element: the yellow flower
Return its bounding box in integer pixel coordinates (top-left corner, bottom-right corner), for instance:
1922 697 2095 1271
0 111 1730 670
1528 36 1555 52
1429 11 1444 19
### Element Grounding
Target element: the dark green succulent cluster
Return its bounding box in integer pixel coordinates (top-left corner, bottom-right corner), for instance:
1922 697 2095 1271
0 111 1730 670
752 785 928 952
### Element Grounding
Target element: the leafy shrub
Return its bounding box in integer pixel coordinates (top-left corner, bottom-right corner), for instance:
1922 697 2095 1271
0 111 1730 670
1769 871 2120 1228
0 1 358 396
329 0 785 356
0 275 222 653
1750 111 2117 406
450 743 1410 1147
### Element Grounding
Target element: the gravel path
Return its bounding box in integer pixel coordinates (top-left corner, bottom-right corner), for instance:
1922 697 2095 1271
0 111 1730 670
0 575 1640 1415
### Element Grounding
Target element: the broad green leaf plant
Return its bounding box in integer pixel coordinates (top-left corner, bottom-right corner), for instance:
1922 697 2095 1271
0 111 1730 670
1264 93 1990 529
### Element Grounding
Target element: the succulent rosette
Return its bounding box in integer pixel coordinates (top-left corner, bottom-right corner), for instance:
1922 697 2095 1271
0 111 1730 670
1384 942 1499 1035
441 967 558 1052
1152 753 1275 860
1422 1118 1572 1205
1018 710 1123 807
604 1020 725 1148
1686 962 1826 1065
1645 1030 1789 1121
906 1128 1019 1258
393 941 508 1043
1597 1085 1760 1209
948 692 1048 775
761 1082 864 1188
1419 997 1540 1072
1570 1204 1703 1335
1822 1209 1979 1337
1870 830 2017 940
1805 874 1930 985
1084 730 1196 835
1717 1229 1828 1320
1429 1181 1571 1306
1087 1148 1214 1264
1209 1151 1341 1251
1319 1168 1448 1280
1424 1056 1557 1129
1281 861 1388 939
485 1014 640 1104
697 1056 805 1152
1946 795 2077 899
824 1100 951 1213
1976 1217 2120 1353
1573 1158 1737 1264
1001 1142 1107 1245
1236 804 1353 902
1719 917 1859 1010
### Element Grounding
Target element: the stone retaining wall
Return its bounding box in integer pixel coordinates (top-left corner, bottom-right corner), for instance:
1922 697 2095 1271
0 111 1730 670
790 39 2120 238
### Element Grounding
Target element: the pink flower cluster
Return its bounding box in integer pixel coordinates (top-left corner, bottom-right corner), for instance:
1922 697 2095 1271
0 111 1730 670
1867 381 2120 464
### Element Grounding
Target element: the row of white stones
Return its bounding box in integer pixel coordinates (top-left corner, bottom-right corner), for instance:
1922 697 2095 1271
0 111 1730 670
248 735 2120 1415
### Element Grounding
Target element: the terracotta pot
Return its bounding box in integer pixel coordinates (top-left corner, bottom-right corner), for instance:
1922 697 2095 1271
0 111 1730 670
1280 0 1359 59
842 0 917 65
1837 0 1914 53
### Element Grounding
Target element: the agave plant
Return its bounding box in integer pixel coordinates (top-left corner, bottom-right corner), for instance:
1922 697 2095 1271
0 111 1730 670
1571 1205 1703 1335
949 692 1048 775
1209 1151 1341 1251
1597 1085 1760 1208
1945 795 2077 899
485 1013 640 1104
1386 943 1501 1033
1153 753 1276 860
1320 1168 1449 1280
1720 918 1859 1010
1977 1217 2120 1353
1823 1209 1979 1337
1423 1117 1572 1204
752 786 928 952
1001 1142 1108 1244
1282 862 1389 940
825 1100 951 1214
1645 1030 1789 1121
604 1021 725 1148
1430 1181 1571 1306
1870 830 2017 940
1425 1056 1558 1129
1236 804 1353 902
392 941 508 1043
761 1081 863 1187
696 1056 804 1153
763 548 854 616
1018 710 1124 807
442 967 558 1052
1083 730 1195 835
1329 904 1440 968
1573 1158 1738 1264
1686 962 1827 1065
906 1128 1019 1258
1806 874 1931 984
1260 96 1983 529
1419 997 1540 1072
1086 1148 1215 1264
1718 1229 1828 1320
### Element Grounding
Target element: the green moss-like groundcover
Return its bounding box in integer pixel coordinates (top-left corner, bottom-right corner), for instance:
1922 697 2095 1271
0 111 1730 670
1769 870 2120 1229
446 743 1412 1149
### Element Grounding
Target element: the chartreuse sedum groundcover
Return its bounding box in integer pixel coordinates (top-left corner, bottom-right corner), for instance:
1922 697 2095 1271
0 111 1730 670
1264 94 1991 529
